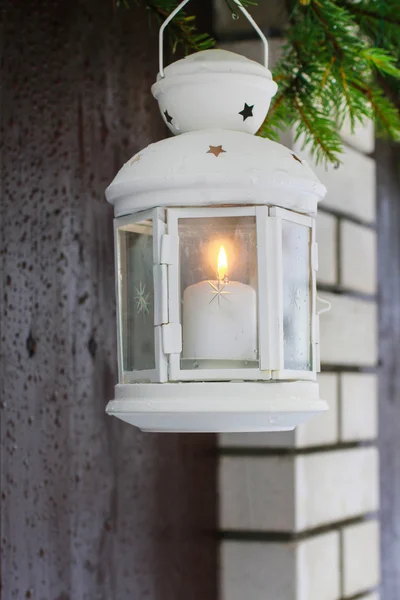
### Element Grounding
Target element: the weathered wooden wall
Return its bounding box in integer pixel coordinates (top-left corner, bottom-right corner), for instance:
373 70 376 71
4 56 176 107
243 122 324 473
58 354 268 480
0 1 217 598
377 140 400 600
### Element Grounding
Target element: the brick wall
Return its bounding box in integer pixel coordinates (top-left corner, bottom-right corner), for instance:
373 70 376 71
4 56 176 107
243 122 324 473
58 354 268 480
215 30 380 600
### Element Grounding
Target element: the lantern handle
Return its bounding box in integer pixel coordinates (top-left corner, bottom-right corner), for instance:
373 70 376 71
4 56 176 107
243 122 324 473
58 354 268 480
158 0 269 78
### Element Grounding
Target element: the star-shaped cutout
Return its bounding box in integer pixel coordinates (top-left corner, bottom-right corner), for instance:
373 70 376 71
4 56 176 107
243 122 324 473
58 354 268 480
291 153 303 164
208 280 231 306
207 145 226 158
164 110 173 125
239 103 254 121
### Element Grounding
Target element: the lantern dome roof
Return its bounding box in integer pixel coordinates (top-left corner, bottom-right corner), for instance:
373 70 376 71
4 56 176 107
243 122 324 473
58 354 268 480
158 48 271 78
152 49 278 136
106 129 326 217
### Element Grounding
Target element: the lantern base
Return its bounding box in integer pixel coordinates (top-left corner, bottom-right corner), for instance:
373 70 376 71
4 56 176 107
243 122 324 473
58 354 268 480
106 381 327 433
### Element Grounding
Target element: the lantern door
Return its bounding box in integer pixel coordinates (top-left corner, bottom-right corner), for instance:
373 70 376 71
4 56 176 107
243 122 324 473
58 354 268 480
166 207 271 381
269 206 318 380
115 208 168 384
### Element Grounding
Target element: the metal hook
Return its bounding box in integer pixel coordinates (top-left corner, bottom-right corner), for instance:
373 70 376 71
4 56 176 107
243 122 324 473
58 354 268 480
158 0 269 78
317 296 332 316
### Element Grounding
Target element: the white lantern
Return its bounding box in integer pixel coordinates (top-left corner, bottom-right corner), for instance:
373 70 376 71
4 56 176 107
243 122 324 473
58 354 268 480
105 0 329 433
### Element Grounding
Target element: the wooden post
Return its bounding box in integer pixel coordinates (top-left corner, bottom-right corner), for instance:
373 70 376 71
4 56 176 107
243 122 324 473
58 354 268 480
0 1 217 598
377 139 400 600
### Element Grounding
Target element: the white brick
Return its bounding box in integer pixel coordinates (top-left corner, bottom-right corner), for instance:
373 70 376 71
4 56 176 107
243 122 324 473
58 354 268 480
341 117 375 155
300 373 339 447
296 448 379 531
220 455 296 531
319 293 377 366
341 222 377 294
221 541 296 600
342 520 380 597
293 143 376 223
341 374 378 442
219 429 295 449
219 373 339 449
317 212 338 285
220 448 378 532
221 532 340 600
298 533 340 600
219 428 295 449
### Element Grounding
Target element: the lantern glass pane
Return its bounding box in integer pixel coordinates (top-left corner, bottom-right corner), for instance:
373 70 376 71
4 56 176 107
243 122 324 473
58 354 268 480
282 220 312 371
118 220 155 376
178 216 258 371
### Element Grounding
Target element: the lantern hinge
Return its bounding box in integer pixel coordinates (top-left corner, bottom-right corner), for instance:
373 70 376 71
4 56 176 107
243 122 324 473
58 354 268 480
311 242 319 271
154 265 169 325
162 323 182 355
161 234 176 265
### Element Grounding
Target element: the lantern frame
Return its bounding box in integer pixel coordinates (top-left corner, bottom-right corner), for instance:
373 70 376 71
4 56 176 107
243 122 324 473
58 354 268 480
114 203 319 388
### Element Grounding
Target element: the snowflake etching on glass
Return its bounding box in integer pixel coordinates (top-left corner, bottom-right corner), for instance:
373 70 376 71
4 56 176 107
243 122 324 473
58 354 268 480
290 284 302 310
134 281 150 316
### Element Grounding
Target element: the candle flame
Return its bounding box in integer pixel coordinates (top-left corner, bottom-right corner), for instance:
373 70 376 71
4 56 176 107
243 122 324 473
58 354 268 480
217 246 228 281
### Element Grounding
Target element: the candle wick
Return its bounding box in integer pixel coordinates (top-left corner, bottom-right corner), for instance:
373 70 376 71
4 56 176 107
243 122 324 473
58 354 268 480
217 273 229 284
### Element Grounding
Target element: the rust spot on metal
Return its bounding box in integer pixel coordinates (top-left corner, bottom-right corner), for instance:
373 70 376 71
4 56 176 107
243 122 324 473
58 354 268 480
130 154 141 166
291 153 303 164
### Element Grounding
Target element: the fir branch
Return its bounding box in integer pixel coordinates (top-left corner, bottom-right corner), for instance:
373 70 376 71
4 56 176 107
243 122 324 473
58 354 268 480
321 56 336 89
339 1 400 28
362 48 400 79
264 0 400 162
293 96 343 164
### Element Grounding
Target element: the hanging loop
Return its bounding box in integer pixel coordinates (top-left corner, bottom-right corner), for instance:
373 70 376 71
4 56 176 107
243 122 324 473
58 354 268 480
317 296 332 316
158 0 269 78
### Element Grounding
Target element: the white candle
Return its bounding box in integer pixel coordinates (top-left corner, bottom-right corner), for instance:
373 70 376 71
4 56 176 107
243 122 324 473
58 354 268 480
182 275 257 362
